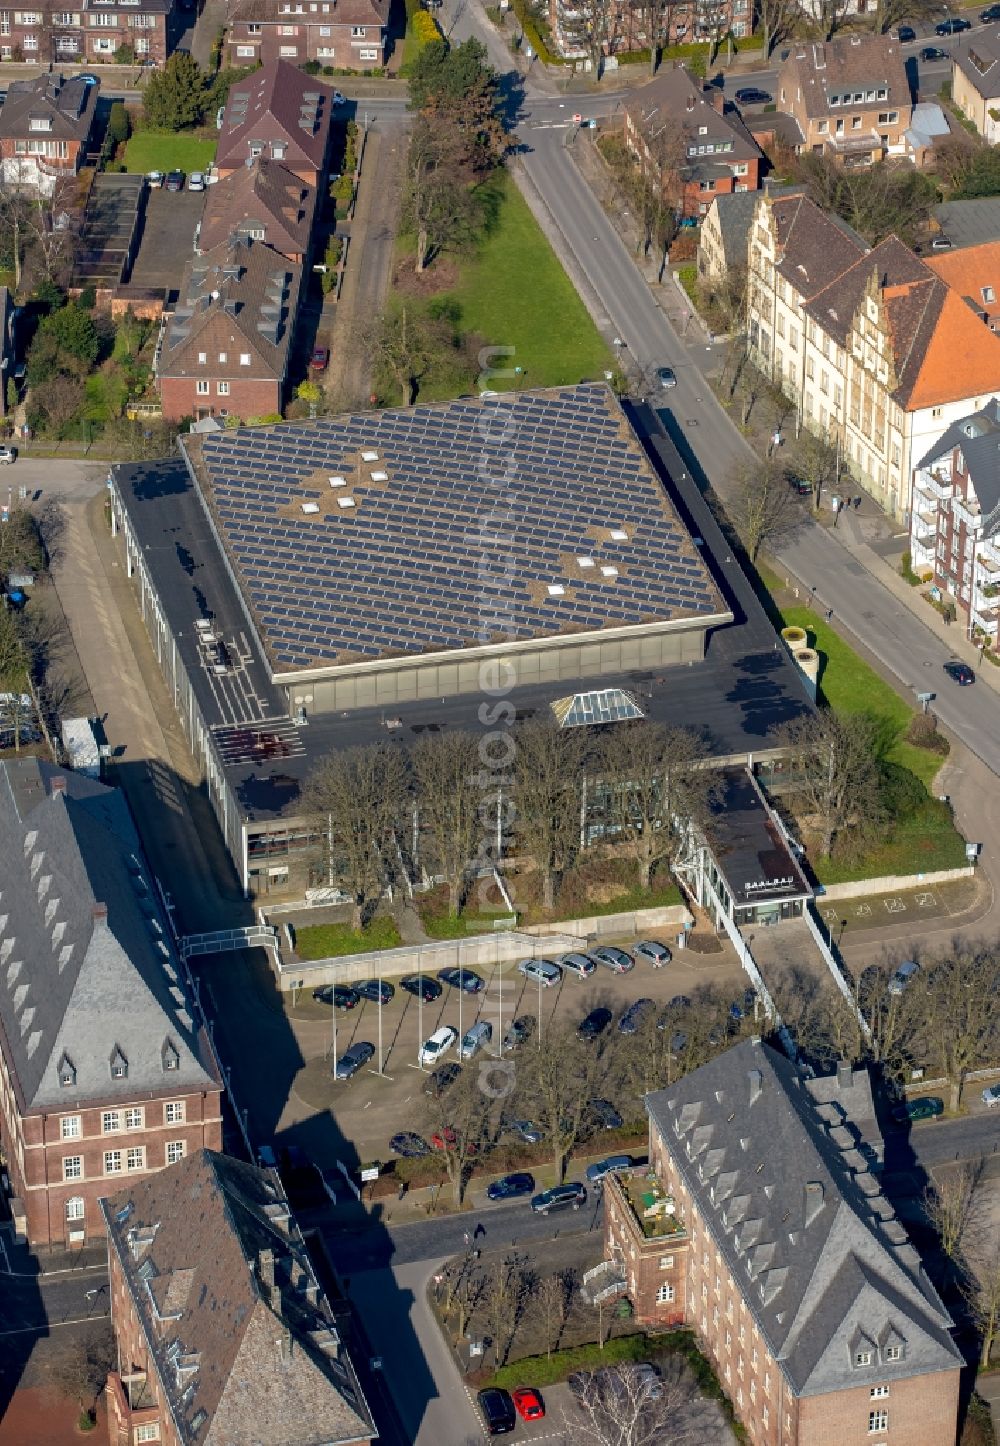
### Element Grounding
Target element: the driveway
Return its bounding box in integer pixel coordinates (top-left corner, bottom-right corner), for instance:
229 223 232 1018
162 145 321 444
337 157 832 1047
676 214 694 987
130 187 205 292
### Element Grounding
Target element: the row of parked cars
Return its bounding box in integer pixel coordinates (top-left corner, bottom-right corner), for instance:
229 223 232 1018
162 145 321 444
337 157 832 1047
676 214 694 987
477 1359 667 1435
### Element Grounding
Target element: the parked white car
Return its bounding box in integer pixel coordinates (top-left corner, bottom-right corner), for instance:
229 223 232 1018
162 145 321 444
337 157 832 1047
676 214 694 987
982 1083 1000 1108
188 171 206 192
419 1025 457 1067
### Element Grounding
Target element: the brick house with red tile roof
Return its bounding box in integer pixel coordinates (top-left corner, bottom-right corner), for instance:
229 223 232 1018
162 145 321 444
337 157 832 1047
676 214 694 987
0 71 97 195
102 1148 376 1446
924 240 1000 333
747 190 1000 521
624 66 765 220
198 158 317 263
227 0 387 69
156 235 302 422
214 60 333 186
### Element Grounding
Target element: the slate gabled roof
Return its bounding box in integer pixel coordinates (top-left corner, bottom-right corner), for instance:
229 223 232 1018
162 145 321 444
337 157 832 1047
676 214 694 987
647 1039 962 1397
215 61 332 177
0 759 216 1111
766 192 868 301
0 72 98 144
198 159 317 260
627 66 763 170
954 28 1000 99
778 35 910 120
101 1149 375 1446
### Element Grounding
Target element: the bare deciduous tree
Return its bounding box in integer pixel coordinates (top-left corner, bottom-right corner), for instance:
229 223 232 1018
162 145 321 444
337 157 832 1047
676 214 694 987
964 1234 1000 1368
422 1066 492 1206
924 948 1000 1110
302 744 410 928
757 0 801 53
779 710 887 859
566 1356 720 1445
791 427 840 511
511 719 585 912
875 0 944 34
924 1158 985 1275
538 1272 565 1359
728 457 802 563
405 119 485 274
366 302 457 408
411 730 482 917
514 1021 610 1182
599 721 716 890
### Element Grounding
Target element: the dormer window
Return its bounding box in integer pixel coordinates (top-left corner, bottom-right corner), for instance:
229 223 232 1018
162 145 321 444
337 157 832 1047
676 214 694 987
983 287 995 303
29 116 52 132
162 1038 180 1072
884 1344 902 1361
58 1052 76 1088
110 1045 128 1080
855 1349 873 1366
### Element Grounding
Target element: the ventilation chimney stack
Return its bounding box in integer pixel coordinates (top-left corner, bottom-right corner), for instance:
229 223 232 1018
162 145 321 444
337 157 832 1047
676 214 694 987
804 1180 825 1227
92 902 108 923
259 1247 275 1288
51 776 67 796
836 1059 853 1092
748 1068 763 1104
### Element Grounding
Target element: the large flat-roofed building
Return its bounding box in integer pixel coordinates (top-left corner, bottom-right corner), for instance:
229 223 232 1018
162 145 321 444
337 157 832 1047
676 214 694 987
109 386 815 896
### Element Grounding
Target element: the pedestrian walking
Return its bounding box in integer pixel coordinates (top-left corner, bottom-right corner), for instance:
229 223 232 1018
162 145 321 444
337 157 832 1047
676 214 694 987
463 1230 471 1250
854 496 862 511
825 608 833 622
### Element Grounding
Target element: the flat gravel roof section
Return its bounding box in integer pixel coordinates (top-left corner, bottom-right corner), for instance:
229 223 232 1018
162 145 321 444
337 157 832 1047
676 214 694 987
184 384 726 675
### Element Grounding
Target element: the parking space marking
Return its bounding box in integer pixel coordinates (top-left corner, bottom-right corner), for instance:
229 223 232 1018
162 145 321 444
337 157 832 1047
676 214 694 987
884 897 906 914
915 892 937 908
854 902 873 918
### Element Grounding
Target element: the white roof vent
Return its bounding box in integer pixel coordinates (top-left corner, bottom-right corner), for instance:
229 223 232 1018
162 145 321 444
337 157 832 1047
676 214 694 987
370 470 388 482
609 528 629 541
601 565 619 578
361 449 379 462
328 475 346 488
300 501 320 515
547 583 566 597
337 496 356 509
577 556 595 568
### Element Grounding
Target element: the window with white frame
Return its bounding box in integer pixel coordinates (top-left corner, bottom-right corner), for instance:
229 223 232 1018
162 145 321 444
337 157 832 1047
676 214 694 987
659 1255 674 1270
279 43 297 53
871 1386 889 1399
102 1110 121 1134
166 1140 186 1165
359 48 378 58
237 44 255 54
135 1425 161 1443
197 351 207 364
61 1116 81 1139
239 353 251 365
350 23 365 33
165 1101 185 1124
63 1156 82 1181
855 1349 873 1367
884 1344 903 1361
317 45 334 53
104 1151 123 1174
125 1107 144 1130
65 1196 85 1222
656 1282 674 1303
869 1410 888 1433
22 33 37 47
218 381 230 396
127 1147 145 1171
196 380 210 396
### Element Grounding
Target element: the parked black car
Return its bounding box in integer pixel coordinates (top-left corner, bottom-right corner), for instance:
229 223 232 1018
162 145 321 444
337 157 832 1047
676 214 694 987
588 1098 623 1130
312 984 360 1010
920 44 948 58
478 1387 517 1435
897 23 916 39
356 979 395 1004
423 1062 462 1097
436 966 485 994
618 998 655 1035
577 1007 613 1042
531 1182 587 1214
734 86 771 105
936 15 970 32
487 1171 536 1201
399 974 442 1002
502 1014 535 1051
389 1131 431 1157
333 1042 375 1079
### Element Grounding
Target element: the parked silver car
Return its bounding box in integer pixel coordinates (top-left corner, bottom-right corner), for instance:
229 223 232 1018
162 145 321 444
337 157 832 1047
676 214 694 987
558 952 597 978
459 1020 493 1060
633 939 672 967
592 946 635 974
888 960 919 995
517 957 562 988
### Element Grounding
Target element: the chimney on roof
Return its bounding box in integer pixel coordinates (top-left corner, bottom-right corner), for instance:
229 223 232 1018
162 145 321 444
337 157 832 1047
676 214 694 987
709 87 725 115
278 1326 292 1363
686 94 696 111
259 1247 275 1288
748 1068 763 1104
836 1060 853 1091
804 1180 825 1227
271 1283 283 1315
92 902 108 924
51 776 67 796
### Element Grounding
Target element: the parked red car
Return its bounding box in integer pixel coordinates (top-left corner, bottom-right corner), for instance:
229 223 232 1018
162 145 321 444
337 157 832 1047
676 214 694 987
512 1387 544 1421
310 346 330 372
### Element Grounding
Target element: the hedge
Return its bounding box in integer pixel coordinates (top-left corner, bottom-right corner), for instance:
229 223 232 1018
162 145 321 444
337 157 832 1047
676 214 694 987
509 0 566 65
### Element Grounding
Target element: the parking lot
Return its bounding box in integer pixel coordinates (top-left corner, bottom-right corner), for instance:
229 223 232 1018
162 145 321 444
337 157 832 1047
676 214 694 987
249 934 749 1167
129 186 205 291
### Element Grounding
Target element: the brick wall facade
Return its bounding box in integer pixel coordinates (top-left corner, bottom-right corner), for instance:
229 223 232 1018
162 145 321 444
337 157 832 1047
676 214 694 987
603 1129 961 1446
0 6 171 67
227 16 385 69
2 1086 222 1249
106 1244 178 1446
157 374 283 423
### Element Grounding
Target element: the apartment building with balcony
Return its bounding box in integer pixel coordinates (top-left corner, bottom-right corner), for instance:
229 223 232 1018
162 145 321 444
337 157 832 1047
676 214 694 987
0 70 97 194
746 190 1000 521
952 28 1000 141
623 66 764 220
597 1039 962 1446
0 0 173 68
551 0 750 64
909 398 1000 644
0 759 222 1249
775 35 912 167
226 0 387 70
102 1148 376 1446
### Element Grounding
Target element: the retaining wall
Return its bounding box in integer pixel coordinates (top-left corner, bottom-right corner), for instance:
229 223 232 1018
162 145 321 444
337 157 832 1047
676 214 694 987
818 867 975 901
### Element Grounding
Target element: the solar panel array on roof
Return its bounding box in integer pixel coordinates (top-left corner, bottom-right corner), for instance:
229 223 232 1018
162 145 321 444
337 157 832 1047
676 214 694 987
188 385 723 674
551 689 645 727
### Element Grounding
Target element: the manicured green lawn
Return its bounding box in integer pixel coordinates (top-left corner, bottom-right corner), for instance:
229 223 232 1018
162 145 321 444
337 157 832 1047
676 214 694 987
780 607 967 882
442 172 613 391
124 132 217 175
295 917 401 959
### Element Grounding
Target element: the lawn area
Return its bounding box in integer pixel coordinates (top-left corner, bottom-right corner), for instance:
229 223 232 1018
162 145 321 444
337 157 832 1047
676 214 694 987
294 917 401 959
124 132 217 175
441 172 613 390
779 607 967 883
